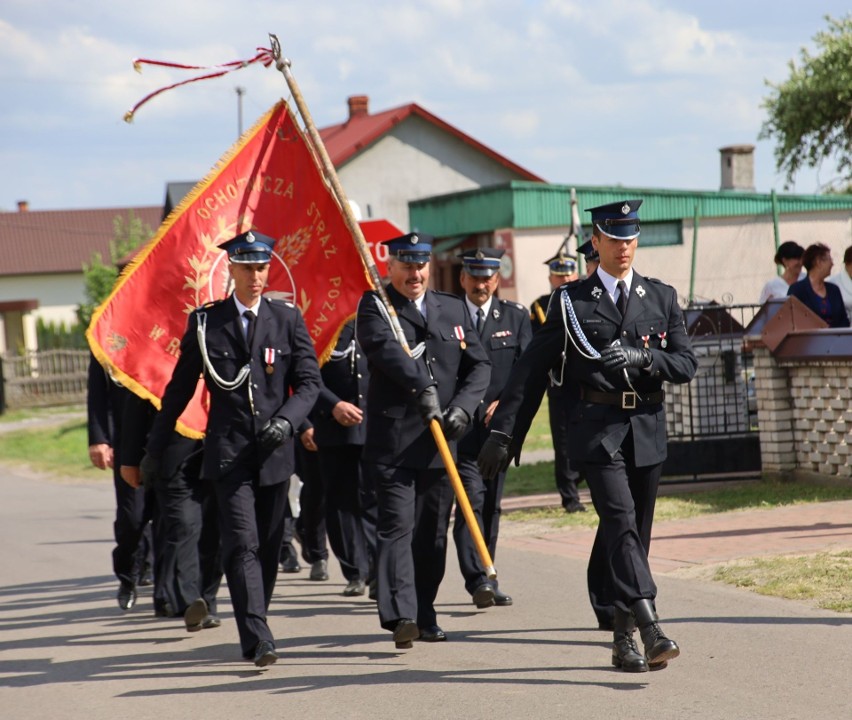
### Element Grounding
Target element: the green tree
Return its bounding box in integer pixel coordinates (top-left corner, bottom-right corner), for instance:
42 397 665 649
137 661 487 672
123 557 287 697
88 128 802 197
760 15 852 189
77 210 153 329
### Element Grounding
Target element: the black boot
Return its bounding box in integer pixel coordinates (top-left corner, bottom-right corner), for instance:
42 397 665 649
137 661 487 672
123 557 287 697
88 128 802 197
611 607 648 672
632 599 679 667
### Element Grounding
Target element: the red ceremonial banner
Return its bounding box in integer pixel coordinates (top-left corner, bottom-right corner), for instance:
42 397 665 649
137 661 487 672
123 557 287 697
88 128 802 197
88 100 378 437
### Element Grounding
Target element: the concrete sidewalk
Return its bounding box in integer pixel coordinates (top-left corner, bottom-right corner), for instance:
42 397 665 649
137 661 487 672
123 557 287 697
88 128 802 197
0 466 850 720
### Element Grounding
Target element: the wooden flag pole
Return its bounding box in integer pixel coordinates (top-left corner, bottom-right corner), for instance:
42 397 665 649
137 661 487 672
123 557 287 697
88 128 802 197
268 35 496 580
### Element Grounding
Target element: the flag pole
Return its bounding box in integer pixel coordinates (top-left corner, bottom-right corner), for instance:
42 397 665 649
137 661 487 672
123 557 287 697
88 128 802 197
268 35 496 580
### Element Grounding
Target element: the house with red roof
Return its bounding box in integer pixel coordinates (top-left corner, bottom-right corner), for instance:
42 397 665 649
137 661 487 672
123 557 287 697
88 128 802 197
0 202 161 354
319 95 544 230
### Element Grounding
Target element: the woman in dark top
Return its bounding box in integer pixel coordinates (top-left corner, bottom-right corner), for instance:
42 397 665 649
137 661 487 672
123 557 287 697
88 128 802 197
787 243 850 328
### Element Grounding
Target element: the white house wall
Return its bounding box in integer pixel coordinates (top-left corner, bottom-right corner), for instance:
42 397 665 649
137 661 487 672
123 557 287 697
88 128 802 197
337 115 526 231
511 211 852 309
0 273 83 326
637 210 852 306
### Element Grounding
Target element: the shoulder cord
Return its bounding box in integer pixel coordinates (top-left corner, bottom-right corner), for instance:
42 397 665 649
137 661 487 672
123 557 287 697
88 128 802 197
370 294 426 359
195 311 252 391
550 289 638 395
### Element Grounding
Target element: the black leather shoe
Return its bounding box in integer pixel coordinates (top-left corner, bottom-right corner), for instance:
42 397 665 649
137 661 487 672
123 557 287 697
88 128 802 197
138 563 154 586
184 598 208 632
252 640 278 667
309 559 329 581
418 625 447 642
392 619 419 649
612 632 649 672
280 558 301 573
493 589 513 606
368 579 378 600
632 599 680 667
117 582 137 611
563 500 587 513
201 614 221 630
342 579 366 597
472 583 495 609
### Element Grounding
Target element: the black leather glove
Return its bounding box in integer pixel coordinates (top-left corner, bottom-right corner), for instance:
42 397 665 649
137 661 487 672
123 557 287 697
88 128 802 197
415 385 443 427
139 452 161 490
600 345 652 372
442 406 470 441
257 417 294 451
477 431 512 480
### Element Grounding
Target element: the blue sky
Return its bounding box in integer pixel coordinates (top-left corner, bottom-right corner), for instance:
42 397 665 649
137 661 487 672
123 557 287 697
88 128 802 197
1 0 849 213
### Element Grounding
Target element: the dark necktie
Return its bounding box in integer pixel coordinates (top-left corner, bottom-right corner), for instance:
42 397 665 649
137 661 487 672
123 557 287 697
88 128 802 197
476 307 485 334
616 280 629 317
244 310 256 349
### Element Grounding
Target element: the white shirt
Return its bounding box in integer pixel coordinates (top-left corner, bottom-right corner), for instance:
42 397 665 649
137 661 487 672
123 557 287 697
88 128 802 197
595 266 635 308
758 272 804 304
233 295 262 340
464 296 493 328
827 269 852 319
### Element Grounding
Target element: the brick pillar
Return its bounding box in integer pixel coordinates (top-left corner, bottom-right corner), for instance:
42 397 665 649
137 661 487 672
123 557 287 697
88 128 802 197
753 346 796 475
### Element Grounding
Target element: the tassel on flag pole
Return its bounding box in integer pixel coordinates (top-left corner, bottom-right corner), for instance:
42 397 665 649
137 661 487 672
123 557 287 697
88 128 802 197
124 48 274 122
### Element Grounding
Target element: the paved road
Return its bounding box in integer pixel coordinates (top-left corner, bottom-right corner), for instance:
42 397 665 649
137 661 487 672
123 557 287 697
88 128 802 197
0 466 849 720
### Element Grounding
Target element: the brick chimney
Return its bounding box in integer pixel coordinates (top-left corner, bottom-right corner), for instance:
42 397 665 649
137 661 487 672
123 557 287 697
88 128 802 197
719 145 755 192
347 95 369 121
17 200 29 212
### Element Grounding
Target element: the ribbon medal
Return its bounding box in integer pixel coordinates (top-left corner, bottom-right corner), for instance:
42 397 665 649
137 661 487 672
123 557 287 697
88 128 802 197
658 332 668 349
454 325 466 350
641 335 650 349
264 347 276 374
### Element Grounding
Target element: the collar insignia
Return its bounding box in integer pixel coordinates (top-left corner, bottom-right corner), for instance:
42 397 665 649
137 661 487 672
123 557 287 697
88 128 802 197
635 285 646 298
591 286 603 299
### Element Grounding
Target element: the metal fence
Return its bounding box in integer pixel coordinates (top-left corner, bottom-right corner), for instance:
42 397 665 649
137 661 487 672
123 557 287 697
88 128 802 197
662 303 762 479
0 349 89 411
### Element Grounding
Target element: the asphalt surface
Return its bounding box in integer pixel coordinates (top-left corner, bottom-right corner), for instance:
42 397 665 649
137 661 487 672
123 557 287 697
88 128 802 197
1 463 850 720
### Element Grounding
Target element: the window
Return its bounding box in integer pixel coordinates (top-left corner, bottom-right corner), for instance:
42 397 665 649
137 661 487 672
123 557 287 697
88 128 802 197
640 221 682 247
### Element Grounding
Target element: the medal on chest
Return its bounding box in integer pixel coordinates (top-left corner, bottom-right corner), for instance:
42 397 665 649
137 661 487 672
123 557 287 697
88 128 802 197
264 347 275 374
454 324 466 350
658 332 668 349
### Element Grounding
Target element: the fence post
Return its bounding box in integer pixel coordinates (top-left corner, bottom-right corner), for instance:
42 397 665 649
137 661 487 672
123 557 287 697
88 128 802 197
0 355 6 414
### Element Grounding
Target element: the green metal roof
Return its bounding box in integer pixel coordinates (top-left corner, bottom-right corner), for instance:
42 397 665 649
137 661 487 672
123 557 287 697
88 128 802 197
409 181 852 237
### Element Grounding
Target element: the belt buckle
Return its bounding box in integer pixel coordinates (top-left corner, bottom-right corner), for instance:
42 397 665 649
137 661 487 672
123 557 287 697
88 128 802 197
621 391 637 410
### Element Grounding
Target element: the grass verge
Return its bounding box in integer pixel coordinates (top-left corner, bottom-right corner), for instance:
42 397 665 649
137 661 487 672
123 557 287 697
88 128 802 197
712 551 852 612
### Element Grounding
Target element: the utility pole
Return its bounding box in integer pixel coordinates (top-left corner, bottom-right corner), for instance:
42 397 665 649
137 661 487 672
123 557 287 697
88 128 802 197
235 86 245 137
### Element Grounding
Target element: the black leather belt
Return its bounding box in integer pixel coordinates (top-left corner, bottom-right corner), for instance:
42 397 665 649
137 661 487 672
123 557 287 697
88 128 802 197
580 386 665 410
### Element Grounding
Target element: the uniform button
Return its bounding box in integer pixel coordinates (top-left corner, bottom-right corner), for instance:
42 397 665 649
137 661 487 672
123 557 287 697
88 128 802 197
255 411 260 416
431 357 436 362
358 394 363 399
253 383 258 389
357 374 362 378
622 331 627 337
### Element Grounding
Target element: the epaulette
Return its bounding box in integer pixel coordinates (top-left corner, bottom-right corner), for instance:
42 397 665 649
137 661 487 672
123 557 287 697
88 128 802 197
196 298 225 311
433 289 462 301
499 298 527 312
264 296 296 309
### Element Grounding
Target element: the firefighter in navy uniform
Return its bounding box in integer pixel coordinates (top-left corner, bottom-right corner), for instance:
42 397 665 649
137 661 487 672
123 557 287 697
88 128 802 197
530 251 586 514
304 319 376 597
142 231 321 667
453 248 531 609
479 200 697 673
356 232 490 648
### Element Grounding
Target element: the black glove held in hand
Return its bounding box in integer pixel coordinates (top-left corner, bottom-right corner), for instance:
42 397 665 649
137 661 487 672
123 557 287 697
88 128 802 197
477 431 512 480
442 406 470 441
600 345 652 371
139 452 161 489
415 385 443 427
257 417 294 451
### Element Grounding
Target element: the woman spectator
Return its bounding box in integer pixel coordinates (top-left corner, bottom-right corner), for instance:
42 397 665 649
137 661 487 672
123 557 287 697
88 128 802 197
787 243 850 328
827 245 852 321
759 241 804 303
